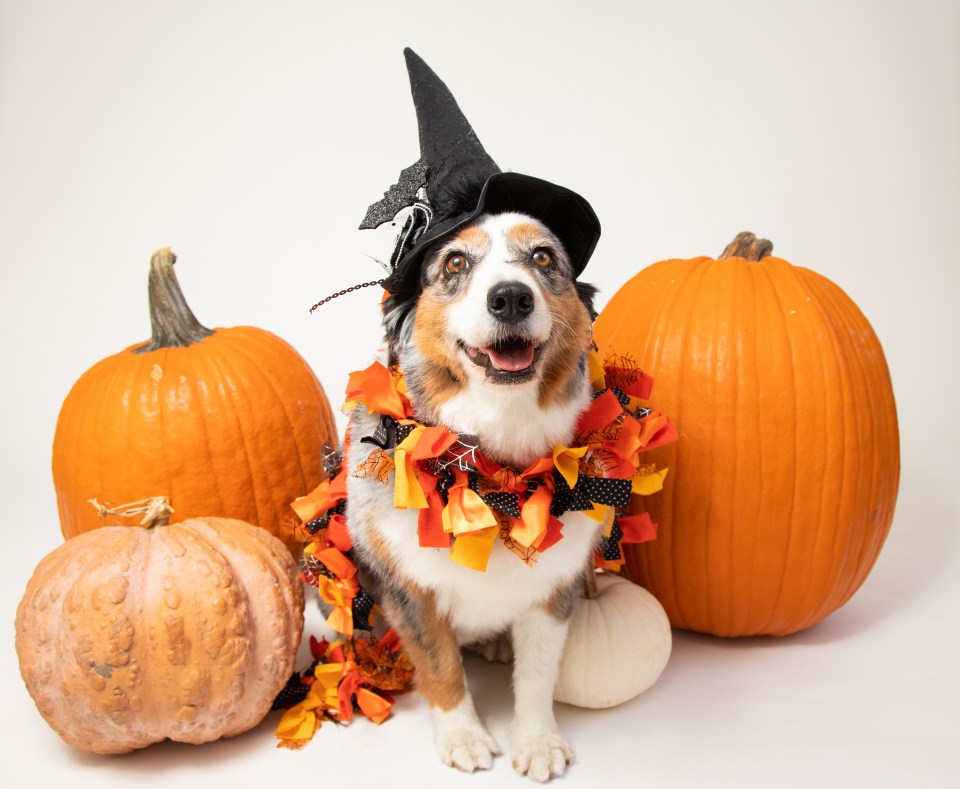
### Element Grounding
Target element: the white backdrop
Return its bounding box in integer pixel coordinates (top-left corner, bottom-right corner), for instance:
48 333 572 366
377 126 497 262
1 1 958 787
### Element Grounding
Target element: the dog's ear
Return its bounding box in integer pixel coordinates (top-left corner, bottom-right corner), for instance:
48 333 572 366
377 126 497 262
575 281 599 322
381 292 417 365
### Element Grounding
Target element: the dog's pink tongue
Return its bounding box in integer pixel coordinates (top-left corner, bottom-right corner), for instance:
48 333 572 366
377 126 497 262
485 343 535 372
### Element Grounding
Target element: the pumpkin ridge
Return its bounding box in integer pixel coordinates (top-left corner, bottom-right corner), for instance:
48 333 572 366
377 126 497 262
785 269 861 633
702 258 728 633
44 537 101 744
787 267 835 634
184 517 299 736
219 327 338 551
67 529 145 749
184 349 228 517
798 271 896 626
52 354 100 536
661 259 706 628
753 260 805 635
827 272 897 595
801 271 861 633
124 528 150 736
745 258 773 635
213 333 292 536
84 357 130 527
176 519 259 738
197 337 268 531
795 272 852 631
87 358 130 533
158 521 255 740
154 347 179 520
216 328 319 497
729 257 751 636
691 259 726 631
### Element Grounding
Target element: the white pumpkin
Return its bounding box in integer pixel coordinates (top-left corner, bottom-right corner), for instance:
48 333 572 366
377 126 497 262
554 573 671 708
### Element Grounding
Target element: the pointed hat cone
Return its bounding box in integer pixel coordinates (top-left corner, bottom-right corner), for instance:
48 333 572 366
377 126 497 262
404 48 500 217
363 49 601 300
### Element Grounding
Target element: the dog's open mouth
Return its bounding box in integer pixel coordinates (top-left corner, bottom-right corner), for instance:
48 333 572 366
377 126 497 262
461 337 543 382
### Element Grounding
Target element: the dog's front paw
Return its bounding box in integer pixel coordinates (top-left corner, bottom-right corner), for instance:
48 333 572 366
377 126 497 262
435 725 501 773
511 730 573 783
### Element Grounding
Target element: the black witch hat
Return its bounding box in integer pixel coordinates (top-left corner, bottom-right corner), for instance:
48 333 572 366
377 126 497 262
361 49 601 300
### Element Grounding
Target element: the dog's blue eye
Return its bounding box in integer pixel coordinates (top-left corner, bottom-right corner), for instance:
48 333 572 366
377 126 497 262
532 249 553 268
445 253 470 275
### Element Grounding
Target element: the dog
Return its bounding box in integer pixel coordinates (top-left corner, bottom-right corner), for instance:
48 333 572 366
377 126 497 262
345 210 601 782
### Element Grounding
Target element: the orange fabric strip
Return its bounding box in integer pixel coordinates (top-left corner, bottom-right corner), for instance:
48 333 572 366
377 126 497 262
345 361 409 420
512 484 553 548
290 479 334 524
576 389 624 435
410 425 459 460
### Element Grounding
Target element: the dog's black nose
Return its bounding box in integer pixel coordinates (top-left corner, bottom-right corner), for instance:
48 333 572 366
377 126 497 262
487 282 535 323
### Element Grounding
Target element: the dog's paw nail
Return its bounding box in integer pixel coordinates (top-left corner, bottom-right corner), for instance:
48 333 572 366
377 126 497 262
512 733 572 782
437 728 500 773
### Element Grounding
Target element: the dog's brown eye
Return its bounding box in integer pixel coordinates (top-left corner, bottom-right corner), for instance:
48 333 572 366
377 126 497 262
445 253 470 274
532 249 553 268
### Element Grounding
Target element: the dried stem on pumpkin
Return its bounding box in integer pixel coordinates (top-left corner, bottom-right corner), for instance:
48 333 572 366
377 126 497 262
88 496 174 527
134 248 214 354
719 231 774 262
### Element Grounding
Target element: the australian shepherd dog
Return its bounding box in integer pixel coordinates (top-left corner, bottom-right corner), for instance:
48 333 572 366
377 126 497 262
346 211 600 782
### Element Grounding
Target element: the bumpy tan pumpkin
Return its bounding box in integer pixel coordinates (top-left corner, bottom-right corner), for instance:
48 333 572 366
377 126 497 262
15 501 304 754
555 573 671 709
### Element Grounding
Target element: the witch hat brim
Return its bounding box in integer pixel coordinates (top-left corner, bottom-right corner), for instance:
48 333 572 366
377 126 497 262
362 49 601 300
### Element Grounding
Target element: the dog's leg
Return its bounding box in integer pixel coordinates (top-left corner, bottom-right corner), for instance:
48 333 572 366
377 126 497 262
382 586 501 772
510 591 576 782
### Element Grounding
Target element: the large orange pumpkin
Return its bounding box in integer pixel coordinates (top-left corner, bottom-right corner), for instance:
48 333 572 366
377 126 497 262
594 233 899 637
52 248 336 555
16 499 304 754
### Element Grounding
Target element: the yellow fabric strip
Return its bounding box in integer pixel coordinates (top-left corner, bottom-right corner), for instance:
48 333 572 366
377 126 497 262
448 526 499 571
393 426 428 509
632 466 669 495
552 444 588 489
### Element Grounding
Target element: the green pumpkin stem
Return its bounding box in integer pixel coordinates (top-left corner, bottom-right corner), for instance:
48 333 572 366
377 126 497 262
719 231 774 262
134 248 214 353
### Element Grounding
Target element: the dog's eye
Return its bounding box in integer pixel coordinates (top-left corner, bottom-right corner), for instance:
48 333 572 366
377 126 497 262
532 248 553 268
445 253 470 275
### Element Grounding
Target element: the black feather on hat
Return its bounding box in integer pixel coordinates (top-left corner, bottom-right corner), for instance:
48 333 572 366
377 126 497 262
361 48 601 300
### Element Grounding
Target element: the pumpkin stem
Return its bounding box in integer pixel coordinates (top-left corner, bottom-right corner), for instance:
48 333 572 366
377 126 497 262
134 248 214 354
718 231 774 262
89 497 174 527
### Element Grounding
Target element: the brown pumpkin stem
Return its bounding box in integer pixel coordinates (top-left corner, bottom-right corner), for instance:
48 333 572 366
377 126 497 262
134 248 214 354
718 231 774 262
89 497 174 527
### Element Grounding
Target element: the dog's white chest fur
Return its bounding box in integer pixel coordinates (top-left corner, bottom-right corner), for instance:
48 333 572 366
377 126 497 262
437 383 592 472
346 407 599 643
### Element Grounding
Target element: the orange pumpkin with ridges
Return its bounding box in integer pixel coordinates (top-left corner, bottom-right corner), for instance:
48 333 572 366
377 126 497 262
52 248 336 556
594 233 899 637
